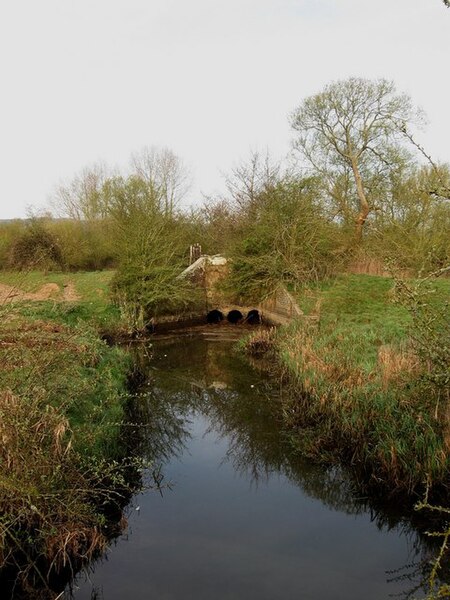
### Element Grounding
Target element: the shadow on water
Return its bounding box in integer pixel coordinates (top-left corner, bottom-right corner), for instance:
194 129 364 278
0 331 434 599
61 333 450 599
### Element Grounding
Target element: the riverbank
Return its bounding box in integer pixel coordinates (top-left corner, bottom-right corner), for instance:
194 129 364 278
69 333 448 599
244 274 450 496
1 268 449 596
0 271 137 597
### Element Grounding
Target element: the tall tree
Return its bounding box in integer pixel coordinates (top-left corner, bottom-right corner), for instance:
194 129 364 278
51 163 111 220
290 78 420 243
130 146 190 217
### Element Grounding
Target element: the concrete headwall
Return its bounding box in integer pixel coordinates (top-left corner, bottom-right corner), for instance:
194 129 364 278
176 254 303 326
258 286 303 325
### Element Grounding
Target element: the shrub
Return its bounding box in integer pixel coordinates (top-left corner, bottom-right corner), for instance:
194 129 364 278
228 177 341 300
8 219 63 271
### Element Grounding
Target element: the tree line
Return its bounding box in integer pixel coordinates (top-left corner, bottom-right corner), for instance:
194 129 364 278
1 77 449 316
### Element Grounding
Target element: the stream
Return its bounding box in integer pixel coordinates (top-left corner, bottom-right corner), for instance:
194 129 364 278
67 331 440 599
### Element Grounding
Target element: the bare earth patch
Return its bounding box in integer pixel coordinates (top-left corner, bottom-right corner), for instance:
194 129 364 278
63 281 81 302
0 281 80 303
0 283 20 303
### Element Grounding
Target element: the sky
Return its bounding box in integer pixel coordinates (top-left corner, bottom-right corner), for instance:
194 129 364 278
0 0 449 219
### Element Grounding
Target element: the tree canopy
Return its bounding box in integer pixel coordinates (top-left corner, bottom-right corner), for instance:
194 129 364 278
290 77 420 243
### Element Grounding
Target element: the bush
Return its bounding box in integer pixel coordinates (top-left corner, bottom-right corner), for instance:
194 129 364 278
48 219 116 271
8 219 63 271
110 211 203 329
394 270 450 408
228 177 341 300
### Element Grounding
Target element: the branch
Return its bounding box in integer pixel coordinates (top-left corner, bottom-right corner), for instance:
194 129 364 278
400 125 450 200
420 264 450 283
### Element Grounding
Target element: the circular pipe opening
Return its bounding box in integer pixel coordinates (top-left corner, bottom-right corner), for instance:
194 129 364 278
227 310 243 324
207 309 224 324
246 309 261 325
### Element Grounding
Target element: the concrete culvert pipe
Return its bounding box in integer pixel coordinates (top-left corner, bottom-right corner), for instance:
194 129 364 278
227 310 243 324
246 309 261 325
207 310 224 324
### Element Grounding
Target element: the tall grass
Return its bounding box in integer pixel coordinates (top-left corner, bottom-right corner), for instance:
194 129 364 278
0 295 138 594
267 275 450 493
0 389 129 591
0 314 129 454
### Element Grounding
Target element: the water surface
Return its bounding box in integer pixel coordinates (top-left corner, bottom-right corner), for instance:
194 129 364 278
68 333 436 599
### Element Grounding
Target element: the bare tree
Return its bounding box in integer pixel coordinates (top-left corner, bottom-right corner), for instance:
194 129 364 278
130 146 191 216
51 162 111 220
225 150 282 213
291 78 421 242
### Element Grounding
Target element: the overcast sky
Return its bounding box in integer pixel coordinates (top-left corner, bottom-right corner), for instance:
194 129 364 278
0 0 448 219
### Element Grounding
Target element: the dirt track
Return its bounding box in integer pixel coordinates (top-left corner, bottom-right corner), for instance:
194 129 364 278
0 281 81 304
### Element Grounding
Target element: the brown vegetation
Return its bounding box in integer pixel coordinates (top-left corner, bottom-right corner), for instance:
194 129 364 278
0 309 134 595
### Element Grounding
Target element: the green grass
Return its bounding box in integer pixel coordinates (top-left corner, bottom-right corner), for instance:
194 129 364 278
273 274 450 493
0 269 113 295
0 271 136 587
0 270 122 329
293 274 449 371
0 270 134 457
295 273 450 318
0 316 129 456
0 270 129 454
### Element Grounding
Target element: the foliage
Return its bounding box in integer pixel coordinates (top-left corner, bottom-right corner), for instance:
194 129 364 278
51 162 110 220
48 218 116 271
366 165 450 273
394 269 450 393
227 175 342 300
0 220 23 267
291 77 420 243
0 218 116 272
407 261 450 599
105 176 202 328
130 146 190 217
415 493 450 599
0 309 139 594
1 129 446 284
112 254 203 330
8 219 63 271
51 146 189 221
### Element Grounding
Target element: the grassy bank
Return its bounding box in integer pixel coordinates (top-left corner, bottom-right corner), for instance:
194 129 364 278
0 270 122 329
248 274 450 495
0 271 137 595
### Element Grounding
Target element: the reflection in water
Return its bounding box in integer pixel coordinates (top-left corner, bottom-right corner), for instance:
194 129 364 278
70 335 446 600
